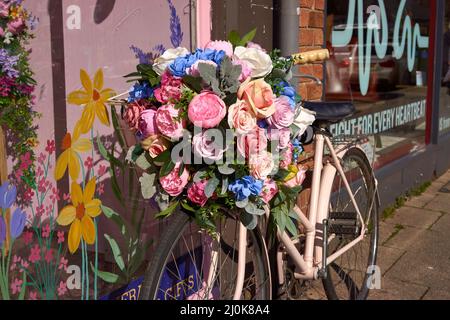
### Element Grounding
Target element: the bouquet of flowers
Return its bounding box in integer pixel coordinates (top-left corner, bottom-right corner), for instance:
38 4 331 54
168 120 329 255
0 0 39 190
122 31 316 235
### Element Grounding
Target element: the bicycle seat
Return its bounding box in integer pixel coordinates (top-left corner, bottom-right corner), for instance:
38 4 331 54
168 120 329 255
302 101 355 123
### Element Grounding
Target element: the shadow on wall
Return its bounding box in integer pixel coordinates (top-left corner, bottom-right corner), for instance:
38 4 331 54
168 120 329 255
94 0 117 24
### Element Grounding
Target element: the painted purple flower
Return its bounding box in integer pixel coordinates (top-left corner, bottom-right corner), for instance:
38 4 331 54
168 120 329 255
0 49 20 78
168 0 183 47
0 181 17 209
10 208 26 239
0 216 6 246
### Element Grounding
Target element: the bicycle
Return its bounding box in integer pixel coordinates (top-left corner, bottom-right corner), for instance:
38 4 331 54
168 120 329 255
138 49 380 301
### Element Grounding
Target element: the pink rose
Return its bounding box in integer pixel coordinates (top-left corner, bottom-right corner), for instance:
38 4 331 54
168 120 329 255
233 59 252 83
267 127 291 150
285 165 307 189
0 27 4 37
193 130 227 161
141 135 171 159
247 42 266 52
139 109 159 138
267 96 295 129
280 144 293 170
237 127 268 158
228 100 257 135
156 104 186 140
238 79 275 119
187 60 218 77
8 19 25 34
261 179 278 204
124 102 146 131
160 162 190 197
154 71 183 104
0 4 9 17
188 92 227 128
187 180 209 207
249 151 275 180
205 40 234 57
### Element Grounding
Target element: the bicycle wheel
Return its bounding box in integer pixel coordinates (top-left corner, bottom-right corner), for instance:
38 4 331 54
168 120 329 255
322 147 379 300
140 210 271 300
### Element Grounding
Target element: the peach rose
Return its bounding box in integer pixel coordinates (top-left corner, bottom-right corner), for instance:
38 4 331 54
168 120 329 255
284 165 307 189
141 135 171 159
156 104 186 140
238 79 275 119
228 100 257 135
159 162 190 197
188 91 227 128
249 151 275 180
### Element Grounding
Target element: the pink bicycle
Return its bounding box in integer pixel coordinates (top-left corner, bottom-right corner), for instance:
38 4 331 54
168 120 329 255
139 50 380 301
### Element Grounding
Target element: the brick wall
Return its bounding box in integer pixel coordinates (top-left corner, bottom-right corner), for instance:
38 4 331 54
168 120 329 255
297 0 325 216
298 0 325 102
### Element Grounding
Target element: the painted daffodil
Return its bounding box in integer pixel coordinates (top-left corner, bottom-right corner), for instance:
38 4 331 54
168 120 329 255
67 68 116 134
57 178 102 254
55 124 92 181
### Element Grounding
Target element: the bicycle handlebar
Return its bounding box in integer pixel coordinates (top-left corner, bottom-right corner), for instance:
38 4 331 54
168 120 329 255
292 49 330 65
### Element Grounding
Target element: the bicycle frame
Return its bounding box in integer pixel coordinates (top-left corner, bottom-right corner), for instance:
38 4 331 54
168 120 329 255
227 128 371 300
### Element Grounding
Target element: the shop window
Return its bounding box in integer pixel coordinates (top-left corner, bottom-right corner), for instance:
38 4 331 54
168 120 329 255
326 0 431 169
439 1 450 135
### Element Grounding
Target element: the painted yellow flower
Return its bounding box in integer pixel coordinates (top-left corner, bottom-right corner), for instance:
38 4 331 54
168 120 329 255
67 69 116 134
57 178 102 254
55 124 92 181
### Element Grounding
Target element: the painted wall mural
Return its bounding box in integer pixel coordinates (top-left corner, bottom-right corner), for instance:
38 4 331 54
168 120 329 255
0 0 193 300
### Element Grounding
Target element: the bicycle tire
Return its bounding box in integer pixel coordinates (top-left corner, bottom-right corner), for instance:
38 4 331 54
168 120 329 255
322 147 379 300
140 210 271 300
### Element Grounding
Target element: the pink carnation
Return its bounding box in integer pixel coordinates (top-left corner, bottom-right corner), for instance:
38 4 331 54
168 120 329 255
138 108 159 139
154 71 183 104
205 40 234 57
159 162 190 197
261 179 279 204
267 96 295 129
187 180 209 207
188 92 227 129
7 18 25 34
156 104 186 140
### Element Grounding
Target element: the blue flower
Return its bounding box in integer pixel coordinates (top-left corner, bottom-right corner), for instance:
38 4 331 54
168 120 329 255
10 208 26 239
128 82 154 103
257 119 269 129
274 80 297 110
169 56 192 77
168 49 226 78
229 176 264 202
0 182 17 210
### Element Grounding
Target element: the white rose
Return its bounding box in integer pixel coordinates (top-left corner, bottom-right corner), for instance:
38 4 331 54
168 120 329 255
234 46 273 79
294 107 316 136
249 151 275 180
153 47 190 75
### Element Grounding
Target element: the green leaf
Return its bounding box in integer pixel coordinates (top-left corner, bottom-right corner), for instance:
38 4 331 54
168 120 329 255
131 144 144 162
228 30 241 47
90 262 119 284
160 159 176 177
182 75 203 93
104 234 125 272
135 153 151 170
239 28 257 46
153 149 171 164
193 170 207 183
221 177 229 195
205 177 220 198
139 173 157 200
111 106 126 150
18 272 27 300
245 202 265 216
240 211 257 230
155 201 179 219
181 201 196 213
97 135 109 161
285 217 299 238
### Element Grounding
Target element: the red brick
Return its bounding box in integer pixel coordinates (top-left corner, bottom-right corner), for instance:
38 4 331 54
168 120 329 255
309 11 324 28
306 82 323 100
299 29 314 46
312 64 324 80
313 28 324 46
315 0 325 10
299 9 310 27
300 0 315 9
298 83 308 100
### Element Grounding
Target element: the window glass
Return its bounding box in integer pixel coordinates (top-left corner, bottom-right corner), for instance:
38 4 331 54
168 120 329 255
326 0 430 168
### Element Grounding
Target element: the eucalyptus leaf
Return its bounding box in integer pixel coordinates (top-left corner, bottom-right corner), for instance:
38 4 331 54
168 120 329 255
193 170 207 183
240 211 258 230
135 153 151 170
104 234 125 272
205 177 220 198
245 202 265 216
236 197 249 209
139 173 157 200
218 164 235 175
221 177 229 195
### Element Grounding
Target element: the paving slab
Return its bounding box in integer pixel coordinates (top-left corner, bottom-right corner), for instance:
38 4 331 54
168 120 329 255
422 289 450 300
376 245 406 276
430 213 450 233
384 230 450 292
405 193 437 209
369 277 429 300
383 206 442 229
379 221 398 245
424 194 450 214
382 225 426 250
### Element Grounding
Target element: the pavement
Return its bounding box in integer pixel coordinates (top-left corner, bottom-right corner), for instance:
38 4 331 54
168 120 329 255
301 170 450 300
